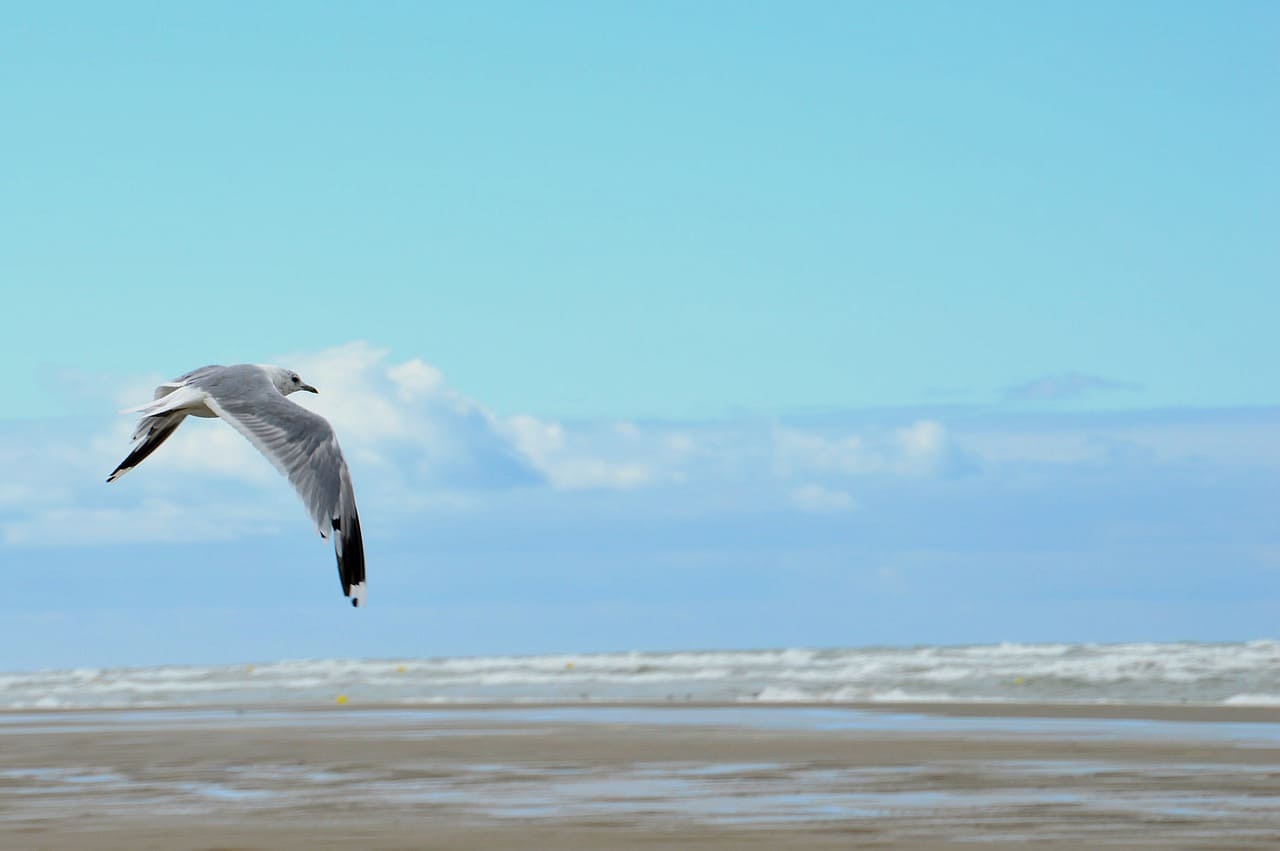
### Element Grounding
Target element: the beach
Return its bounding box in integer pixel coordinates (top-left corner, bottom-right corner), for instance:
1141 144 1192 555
3 702 1279 849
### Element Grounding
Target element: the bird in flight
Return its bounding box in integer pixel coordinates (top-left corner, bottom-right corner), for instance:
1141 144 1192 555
108 364 366 607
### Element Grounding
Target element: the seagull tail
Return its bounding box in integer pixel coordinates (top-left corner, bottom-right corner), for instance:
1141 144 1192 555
120 385 206 417
107 414 186 483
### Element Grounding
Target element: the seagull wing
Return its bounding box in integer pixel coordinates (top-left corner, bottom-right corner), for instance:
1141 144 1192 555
201 381 366 607
108 367 227 482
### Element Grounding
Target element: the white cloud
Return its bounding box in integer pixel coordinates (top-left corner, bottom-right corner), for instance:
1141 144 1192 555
387 359 445 402
7 341 1277 553
73 342 667 552
666 433 696 454
285 342 418 444
0 483 38 509
960 429 1102 466
896 420 945 461
774 430 874 476
500 414 654 490
961 410 1280 470
3 499 284 547
789 484 856 513
503 414 565 460
774 420 954 478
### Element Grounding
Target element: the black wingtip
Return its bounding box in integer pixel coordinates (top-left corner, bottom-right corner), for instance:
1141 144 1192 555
334 510 366 606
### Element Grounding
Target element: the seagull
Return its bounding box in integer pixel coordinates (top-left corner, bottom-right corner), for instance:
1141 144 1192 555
107 364 366 607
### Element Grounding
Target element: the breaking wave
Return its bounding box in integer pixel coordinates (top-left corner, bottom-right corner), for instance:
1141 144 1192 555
3 641 1278 709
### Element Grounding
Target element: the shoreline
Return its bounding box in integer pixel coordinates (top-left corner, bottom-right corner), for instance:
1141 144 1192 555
5 698 1280 724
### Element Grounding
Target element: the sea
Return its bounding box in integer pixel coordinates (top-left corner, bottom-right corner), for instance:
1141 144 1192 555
3 640 1278 710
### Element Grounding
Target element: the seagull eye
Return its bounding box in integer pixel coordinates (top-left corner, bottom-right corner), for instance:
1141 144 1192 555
292 376 300 383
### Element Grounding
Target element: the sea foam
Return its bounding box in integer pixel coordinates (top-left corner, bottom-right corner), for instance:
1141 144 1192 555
3 641 1278 710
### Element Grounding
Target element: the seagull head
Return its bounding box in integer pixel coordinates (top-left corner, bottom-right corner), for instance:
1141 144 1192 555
265 365 319 396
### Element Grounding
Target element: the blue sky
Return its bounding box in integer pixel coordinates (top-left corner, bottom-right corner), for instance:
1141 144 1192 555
2 3 1277 669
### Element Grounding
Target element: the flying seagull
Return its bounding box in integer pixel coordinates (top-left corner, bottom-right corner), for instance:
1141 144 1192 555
108 364 366 607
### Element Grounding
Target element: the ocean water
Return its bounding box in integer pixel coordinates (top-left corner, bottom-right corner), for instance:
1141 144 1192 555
3 640 1279 710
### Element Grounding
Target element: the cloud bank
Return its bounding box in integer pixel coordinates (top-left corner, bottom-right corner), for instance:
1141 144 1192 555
2 343 1277 550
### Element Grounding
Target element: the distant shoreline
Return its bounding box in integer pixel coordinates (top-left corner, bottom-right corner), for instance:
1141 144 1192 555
4 699 1279 724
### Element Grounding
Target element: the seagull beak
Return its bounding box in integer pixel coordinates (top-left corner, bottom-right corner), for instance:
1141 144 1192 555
301 384 318 394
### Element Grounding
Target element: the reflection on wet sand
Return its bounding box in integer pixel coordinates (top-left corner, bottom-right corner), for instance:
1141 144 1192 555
3 704 1280 849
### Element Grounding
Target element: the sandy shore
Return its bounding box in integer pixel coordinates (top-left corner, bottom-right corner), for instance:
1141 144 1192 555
3 703 1279 849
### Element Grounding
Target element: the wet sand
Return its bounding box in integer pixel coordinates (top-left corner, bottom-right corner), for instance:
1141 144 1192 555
3 703 1280 849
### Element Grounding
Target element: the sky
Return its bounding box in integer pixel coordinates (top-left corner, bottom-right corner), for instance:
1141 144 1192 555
2 2 1277 669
